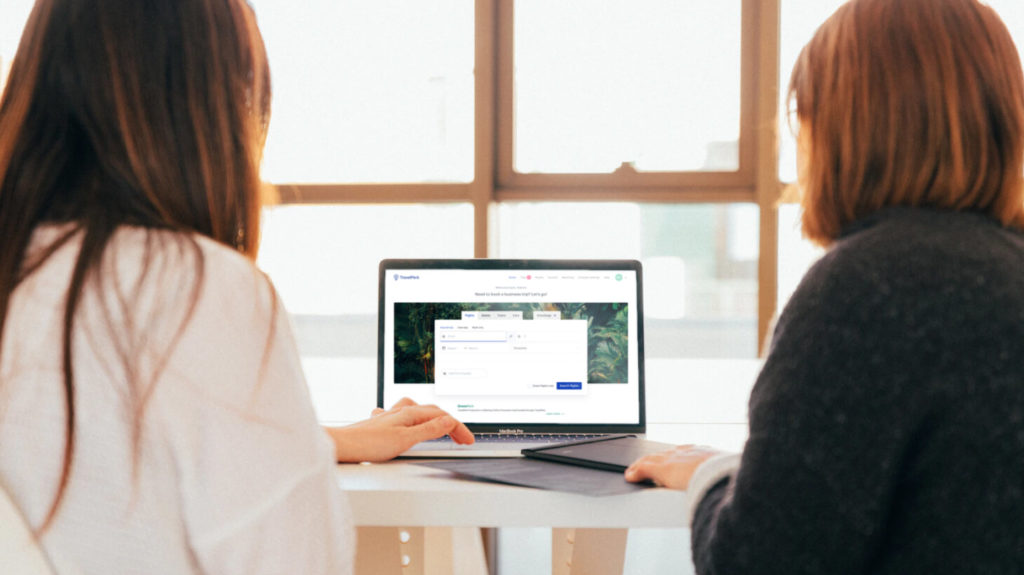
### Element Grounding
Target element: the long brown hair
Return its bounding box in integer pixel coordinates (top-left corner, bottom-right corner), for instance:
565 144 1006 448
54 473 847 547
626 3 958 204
0 0 271 530
789 0 1024 246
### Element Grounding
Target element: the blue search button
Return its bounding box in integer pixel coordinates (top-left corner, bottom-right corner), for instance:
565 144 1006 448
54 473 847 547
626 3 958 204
557 382 582 390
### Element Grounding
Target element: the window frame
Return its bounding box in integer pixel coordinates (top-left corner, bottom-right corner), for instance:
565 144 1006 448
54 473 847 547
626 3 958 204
90 0 784 354
494 0 759 197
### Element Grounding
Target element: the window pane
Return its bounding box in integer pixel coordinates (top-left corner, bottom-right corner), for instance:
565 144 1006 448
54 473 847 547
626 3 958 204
775 1 839 323
259 203 473 318
777 0 848 183
257 204 473 422
776 204 824 314
258 203 473 358
494 203 758 358
0 1 33 95
986 1 1024 49
3 2 476 184
513 0 742 174
253 1 475 184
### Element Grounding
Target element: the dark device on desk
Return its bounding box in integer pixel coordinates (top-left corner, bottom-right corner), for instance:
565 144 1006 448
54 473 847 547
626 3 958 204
522 434 677 473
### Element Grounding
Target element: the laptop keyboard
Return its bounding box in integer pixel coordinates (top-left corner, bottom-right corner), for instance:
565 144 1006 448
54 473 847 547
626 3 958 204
425 433 609 444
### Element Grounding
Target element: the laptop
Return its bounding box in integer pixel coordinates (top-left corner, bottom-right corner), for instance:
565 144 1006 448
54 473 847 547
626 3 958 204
378 259 646 457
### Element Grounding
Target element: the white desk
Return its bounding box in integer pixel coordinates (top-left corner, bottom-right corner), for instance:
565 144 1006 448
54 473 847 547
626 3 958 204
336 460 688 529
337 461 693 575
319 359 762 574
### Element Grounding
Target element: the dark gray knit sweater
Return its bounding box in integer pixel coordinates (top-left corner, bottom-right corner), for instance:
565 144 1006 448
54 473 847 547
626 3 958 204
692 207 1024 574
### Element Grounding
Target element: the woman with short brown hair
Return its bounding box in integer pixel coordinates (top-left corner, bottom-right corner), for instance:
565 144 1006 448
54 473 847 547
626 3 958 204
627 0 1024 572
792 0 1024 244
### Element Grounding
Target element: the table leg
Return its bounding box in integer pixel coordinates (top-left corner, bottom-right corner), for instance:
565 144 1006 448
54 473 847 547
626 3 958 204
480 527 498 574
355 527 403 575
552 528 628 575
355 527 488 575
449 528 489 575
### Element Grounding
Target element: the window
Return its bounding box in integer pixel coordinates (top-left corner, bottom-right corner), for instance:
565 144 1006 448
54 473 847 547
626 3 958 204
0 0 774 364
496 0 761 196
255 0 475 184
256 203 473 422
251 0 774 366
511 0 742 174
257 203 474 351
774 0 847 314
17 2 1023 362
0 1 32 95
494 202 759 358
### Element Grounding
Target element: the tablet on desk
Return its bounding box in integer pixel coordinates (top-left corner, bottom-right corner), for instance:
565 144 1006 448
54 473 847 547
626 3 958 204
521 434 677 473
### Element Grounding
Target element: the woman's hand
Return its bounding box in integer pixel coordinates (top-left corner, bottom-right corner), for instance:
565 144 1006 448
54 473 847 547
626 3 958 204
326 397 474 463
624 444 723 490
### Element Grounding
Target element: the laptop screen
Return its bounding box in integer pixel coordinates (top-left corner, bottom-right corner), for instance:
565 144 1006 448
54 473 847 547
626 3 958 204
378 259 645 433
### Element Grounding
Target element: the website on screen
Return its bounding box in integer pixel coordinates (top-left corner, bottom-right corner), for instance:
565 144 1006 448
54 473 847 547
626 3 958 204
381 267 641 424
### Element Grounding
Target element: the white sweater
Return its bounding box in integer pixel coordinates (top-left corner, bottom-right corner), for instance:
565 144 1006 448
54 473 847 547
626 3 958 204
0 225 354 574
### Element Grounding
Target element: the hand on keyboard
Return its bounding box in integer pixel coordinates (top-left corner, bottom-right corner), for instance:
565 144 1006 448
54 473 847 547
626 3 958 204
325 397 475 462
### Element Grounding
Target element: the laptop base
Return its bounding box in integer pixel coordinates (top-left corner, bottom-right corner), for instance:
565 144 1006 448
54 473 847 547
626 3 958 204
397 433 644 458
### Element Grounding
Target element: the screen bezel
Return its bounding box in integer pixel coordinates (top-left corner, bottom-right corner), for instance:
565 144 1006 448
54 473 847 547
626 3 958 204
377 258 646 434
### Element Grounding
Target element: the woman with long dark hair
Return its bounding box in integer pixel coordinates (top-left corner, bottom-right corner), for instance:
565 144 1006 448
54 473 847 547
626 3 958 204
0 1 470 572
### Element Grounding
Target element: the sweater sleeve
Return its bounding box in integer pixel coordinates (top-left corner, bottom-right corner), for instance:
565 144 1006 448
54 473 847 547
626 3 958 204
686 453 741 526
690 246 928 575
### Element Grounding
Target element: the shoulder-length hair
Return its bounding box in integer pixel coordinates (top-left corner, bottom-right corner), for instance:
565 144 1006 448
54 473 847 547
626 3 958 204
788 0 1024 246
0 0 271 530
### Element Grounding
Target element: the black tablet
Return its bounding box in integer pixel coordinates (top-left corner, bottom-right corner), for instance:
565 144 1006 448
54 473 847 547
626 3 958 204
522 434 677 473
